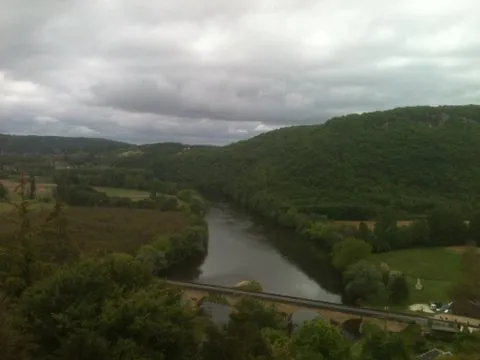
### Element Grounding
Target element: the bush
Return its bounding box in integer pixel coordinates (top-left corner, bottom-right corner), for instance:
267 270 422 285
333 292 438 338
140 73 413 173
234 280 263 293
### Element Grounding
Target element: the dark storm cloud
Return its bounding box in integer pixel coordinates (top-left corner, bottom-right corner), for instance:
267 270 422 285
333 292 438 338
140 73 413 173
1 0 480 144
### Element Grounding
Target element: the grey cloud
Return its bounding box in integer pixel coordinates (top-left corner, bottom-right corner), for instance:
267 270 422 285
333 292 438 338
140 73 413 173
1 0 480 144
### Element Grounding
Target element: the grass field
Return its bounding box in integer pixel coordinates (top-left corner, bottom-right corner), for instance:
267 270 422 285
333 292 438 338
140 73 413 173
0 206 188 255
93 186 150 201
369 247 465 304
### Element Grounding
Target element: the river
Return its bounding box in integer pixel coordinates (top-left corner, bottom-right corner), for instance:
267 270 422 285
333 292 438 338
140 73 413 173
172 202 342 303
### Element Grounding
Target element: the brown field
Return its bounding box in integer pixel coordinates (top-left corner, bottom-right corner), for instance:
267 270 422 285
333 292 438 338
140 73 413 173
0 206 188 255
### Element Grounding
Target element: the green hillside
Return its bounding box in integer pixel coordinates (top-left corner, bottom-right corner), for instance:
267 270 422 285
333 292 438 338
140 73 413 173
0 133 129 155
125 105 480 220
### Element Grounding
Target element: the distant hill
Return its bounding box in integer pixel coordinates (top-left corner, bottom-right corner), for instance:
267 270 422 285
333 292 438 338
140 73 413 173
0 134 130 155
119 105 480 219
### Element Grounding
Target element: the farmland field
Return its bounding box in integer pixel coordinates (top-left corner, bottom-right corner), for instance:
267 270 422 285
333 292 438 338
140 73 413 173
0 206 188 255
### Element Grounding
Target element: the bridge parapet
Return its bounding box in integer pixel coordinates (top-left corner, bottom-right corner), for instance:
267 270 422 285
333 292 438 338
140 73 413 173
169 281 449 333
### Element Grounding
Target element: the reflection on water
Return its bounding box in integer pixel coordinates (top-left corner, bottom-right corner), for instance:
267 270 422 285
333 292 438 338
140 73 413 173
170 202 342 303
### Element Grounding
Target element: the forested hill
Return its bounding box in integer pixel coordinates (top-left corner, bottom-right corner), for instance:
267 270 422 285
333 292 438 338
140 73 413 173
0 134 129 155
125 105 480 219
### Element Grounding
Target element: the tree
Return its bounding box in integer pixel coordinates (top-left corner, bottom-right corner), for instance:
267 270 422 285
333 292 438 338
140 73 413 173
331 237 372 270
29 174 36 200
359 222 374 245
18 254 154 359
202 298 284 360
400 219 430 248
289 319 351 360
97 283 203 360
467 211 480 244
387 271 410 304
452 331 480 358
373 211 398 252
448 244 480 301
343 260 389 305
360 323 414 360
234 280 264 292
0 181 8 201
427 207 468 246
41 202 79 264
17 255 204 360
230 297 286 331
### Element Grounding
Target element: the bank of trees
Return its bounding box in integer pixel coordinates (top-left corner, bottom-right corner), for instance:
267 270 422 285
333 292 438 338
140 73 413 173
0 133 128 155
54 169 206 217
356 206 473 254
54 168 178 193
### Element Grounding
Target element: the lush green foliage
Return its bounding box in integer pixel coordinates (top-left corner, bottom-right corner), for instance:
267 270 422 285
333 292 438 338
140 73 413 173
343 260 389 305
289 319 351 360
18 255 203 360
54 168 163 192
360 323 414 360
331 238 372 271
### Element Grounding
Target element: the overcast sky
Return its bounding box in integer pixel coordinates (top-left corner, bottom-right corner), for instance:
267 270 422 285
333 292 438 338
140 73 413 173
1 0 479 145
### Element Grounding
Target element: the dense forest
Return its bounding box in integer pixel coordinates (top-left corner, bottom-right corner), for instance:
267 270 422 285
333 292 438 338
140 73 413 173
0 133 129 154
114 105 480 220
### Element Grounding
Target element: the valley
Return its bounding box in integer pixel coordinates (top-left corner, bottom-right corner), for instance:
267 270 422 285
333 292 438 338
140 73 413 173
2 105 480 358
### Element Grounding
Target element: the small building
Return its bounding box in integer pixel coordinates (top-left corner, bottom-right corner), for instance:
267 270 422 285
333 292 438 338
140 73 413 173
451 300 480 320
288 309 323 333
199 300 232 328
417 348 452 360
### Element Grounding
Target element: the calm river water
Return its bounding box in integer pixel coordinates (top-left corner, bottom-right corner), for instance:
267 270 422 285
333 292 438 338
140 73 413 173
172 202 342 303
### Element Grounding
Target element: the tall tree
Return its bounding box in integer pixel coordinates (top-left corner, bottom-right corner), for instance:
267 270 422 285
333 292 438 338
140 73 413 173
373 211 398 252
343 260 389 305
0 181 7 201
467 211 480 244
29 174 36 200
387 271 410 304
427 207 468 246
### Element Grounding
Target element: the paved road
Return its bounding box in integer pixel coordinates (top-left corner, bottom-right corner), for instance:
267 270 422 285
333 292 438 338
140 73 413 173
167 280 478 330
